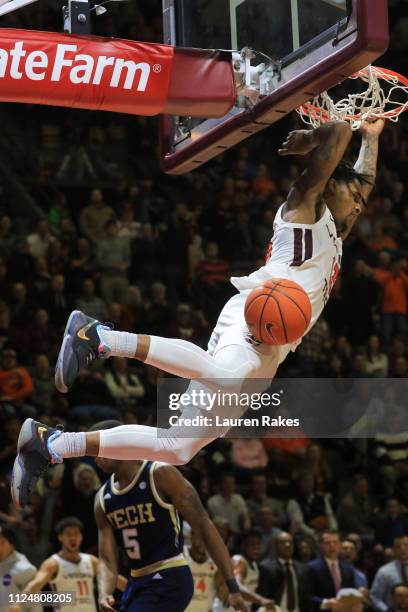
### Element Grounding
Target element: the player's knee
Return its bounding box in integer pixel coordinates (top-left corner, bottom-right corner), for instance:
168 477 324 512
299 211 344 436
169 439 200 465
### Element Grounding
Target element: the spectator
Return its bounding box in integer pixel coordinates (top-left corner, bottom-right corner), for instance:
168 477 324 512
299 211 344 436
246 472 288 529
0 215 16 259
374 498 408 550
96 220 130 304
32 256 51 302
60 461 100 553
7 239 35 282
105 357 145 407
366 335 389 377
337 475 375 540
340 540 368 588
291 473 338 538
69 237 97 292
75 278 108 322
0 523 38 612
373 409 408 497
0 348 33 408
27 309 59 362
303 444 334 493
252 163 276 200
79 188 115 243
370 259 408 345
27 220 55 258
371 536 408 612
256 505 283 559
230 438 269 481
207 473 251 534
260 532 312 612
308 531 356 611
295 536 318 564
144 281 172 335
47 191 71 231
298 319 331 377
167 303 209 346
10 282 33 327
31 354 56 414
195 241 232 320
388 584 408 612
47 274 70 328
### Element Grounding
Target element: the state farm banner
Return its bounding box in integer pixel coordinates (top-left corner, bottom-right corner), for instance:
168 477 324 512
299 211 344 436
0 29 174 115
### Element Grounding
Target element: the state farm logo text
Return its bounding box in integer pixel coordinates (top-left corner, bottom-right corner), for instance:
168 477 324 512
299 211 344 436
0 41 153 91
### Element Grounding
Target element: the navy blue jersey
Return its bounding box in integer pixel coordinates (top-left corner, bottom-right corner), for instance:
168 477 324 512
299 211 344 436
100 461 183 570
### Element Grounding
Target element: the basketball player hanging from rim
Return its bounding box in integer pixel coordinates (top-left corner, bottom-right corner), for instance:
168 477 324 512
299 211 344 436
11 117 385 509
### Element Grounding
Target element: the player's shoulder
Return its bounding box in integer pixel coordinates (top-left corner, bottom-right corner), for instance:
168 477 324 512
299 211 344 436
12 551 36 571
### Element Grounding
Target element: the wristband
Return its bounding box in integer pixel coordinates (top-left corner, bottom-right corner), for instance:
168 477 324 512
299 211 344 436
226 578 240 594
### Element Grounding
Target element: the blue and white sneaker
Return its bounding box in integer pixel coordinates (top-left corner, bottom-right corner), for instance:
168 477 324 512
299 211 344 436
11 418 63 509
54 310 111 394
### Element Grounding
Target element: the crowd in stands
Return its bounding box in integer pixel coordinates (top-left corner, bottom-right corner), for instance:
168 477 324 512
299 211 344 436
0 0 408 610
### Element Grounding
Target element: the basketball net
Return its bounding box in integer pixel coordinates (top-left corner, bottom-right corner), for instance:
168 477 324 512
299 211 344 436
297 65 408 130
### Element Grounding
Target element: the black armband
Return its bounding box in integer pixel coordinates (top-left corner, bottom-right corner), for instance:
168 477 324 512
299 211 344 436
226 578 240 594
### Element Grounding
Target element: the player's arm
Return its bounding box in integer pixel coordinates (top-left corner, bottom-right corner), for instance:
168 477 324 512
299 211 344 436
94 492 119 612
23 557 58 594
154 464 247 612
233 556 275 609
279 121 352 221
353 119 384 201
91 554 127 591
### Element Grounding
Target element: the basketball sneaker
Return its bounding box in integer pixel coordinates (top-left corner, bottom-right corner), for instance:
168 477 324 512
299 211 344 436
11 418 64 509
54 310 111 394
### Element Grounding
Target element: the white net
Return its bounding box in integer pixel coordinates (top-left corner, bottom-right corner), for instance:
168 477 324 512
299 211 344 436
297 65 408 130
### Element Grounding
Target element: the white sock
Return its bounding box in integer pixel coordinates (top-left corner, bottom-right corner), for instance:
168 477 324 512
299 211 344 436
49 432 86 461
100 329 138 358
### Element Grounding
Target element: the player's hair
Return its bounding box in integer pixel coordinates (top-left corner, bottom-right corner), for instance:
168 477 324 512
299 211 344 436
55 517 84 535
88 420 123 432
237 528 262 549
331 161 373 189
0 523 18 547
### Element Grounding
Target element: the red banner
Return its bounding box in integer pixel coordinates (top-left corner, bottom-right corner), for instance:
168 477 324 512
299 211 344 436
0 29 174 116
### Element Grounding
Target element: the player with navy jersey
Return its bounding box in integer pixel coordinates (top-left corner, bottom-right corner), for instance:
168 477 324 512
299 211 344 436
93 420 246 612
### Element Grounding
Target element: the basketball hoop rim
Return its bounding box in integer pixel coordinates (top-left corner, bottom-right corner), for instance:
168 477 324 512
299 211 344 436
298 64 408 123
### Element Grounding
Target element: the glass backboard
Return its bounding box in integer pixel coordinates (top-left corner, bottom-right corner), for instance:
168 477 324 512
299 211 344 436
160 0 389 174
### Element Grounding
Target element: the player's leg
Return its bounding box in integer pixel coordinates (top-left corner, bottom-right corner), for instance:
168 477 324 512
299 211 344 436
55 298 259 393
12 343 278 508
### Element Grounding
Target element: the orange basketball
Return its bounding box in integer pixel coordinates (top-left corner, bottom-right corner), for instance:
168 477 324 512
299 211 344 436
244 279 312 346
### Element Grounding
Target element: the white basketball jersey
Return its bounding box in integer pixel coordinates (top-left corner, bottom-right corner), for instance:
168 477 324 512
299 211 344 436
184 546 217 612
231 204 342 331
51 553 96 612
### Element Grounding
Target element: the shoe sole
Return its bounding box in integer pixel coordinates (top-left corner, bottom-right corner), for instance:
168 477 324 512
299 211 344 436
11 418 35 509
55 310 89 393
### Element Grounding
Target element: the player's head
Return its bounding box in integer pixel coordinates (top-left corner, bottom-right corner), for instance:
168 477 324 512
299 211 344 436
0 524 17 560
89 420 123 474
56 517 84 553
324 161 372 235
238 529 262 562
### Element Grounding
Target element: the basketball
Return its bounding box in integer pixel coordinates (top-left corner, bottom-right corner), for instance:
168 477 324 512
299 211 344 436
244 279 312 346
